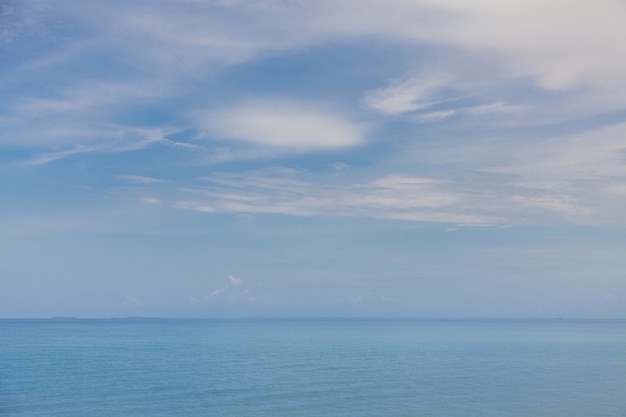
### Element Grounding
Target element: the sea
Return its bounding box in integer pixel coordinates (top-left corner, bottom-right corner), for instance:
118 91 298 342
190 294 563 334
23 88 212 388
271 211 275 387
1 318 625 417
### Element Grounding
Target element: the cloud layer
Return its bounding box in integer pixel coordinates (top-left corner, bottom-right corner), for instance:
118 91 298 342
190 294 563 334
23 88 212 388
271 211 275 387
4 0 626 227
6 0 626 149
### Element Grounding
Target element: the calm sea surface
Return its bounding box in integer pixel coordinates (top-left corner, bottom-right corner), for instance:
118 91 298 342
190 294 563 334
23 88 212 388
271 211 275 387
1 319 625 417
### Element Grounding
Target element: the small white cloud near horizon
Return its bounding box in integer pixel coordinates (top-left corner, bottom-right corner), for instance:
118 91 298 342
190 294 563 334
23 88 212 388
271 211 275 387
210 287 227 298
123 295 144 308
198 100 368 150
227 275 242 286
209 274 245 299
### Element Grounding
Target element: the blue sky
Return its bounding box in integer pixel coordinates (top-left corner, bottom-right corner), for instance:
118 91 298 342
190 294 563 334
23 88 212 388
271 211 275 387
2 0 626 318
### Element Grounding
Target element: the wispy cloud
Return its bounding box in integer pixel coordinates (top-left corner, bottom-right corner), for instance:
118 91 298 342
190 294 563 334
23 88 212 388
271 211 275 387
171 170 494 225
139 197 161 205
123 295 144 308
122 133 626 227
207 275 255 304
5 0 626 319
363 72 453 115
210 287 227 298
486 122 626 187
6 0 626 161
210 275 245 298
117 175 170 185
19 144 101 166
227 275 242 286
14 127 170 166
5 0 626 221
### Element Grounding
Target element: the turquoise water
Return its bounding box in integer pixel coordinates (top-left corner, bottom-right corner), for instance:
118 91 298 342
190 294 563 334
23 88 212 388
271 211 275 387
1 319 625 416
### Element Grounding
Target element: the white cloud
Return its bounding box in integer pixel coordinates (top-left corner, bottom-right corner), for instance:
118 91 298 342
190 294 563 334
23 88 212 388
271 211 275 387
335 0 626 93
418 121 626 225
14 127 170 165
363 72 453 115
465 102 527 116
199 100 368 150
117 175 169 184
139 197 161 205
208 275 253 303
435 0 626 91
210 287 227 298
7 0 626 229
173 169 495 225
414 110 456 123
363 73 528 122
332 162 350 171
488 122 626 185
19 144 101 166
12 1 626 101
7 0 626 159
123 295 144 307
509 195 595 224
147 133 626 226
332 0 626 121
227 275 242 286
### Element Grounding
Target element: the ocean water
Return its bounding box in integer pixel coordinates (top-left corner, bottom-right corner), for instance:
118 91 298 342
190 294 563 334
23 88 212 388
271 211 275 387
1 319 625 417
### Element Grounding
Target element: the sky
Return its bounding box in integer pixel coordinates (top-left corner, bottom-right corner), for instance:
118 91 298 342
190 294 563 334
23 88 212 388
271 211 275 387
2 0 626 318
